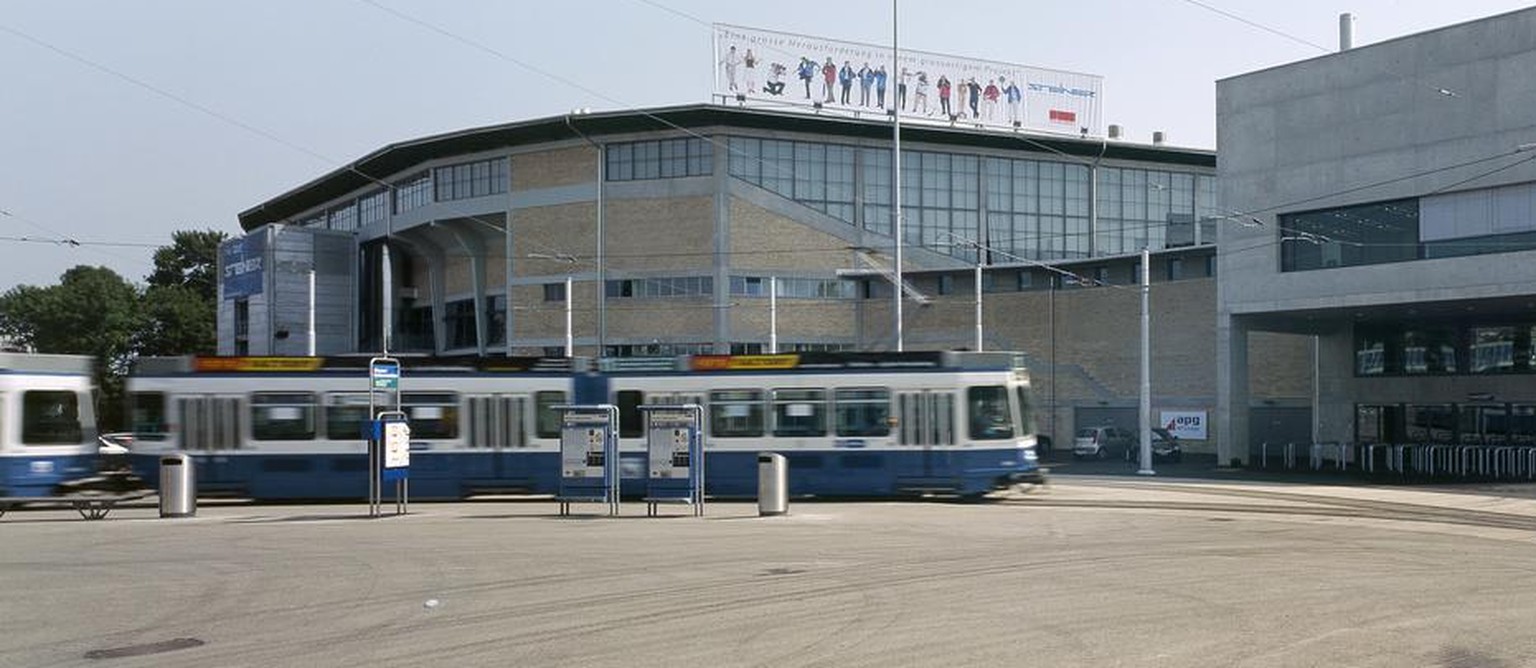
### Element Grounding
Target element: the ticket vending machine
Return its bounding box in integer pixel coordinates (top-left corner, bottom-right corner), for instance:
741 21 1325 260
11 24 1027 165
555 404 619 516
641 404 704 517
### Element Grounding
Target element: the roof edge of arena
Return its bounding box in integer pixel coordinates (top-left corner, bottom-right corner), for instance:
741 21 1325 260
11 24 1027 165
237 103 1215 232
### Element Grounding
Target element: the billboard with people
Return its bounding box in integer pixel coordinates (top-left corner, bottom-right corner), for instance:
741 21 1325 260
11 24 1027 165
713 23 1102 136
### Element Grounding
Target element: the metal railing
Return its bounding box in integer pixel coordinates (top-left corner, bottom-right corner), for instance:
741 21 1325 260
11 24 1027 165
1259 441 1536 482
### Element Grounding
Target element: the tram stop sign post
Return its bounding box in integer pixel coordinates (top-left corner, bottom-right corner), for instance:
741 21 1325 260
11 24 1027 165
555 404 619 517
366 355 404 518
641 404 705 517
370 359 400 390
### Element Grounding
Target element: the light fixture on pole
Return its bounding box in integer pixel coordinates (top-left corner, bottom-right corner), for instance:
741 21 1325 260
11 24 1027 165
527 252 579 357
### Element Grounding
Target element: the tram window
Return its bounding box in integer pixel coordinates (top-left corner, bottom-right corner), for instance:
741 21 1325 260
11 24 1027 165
968 386 1015 440
402 393 459 439
1015 386 1036 435
130 391 168 440
325 393 372 440
535 391 566 439
773 389 826 437
251 393 317 441
617 390 644 438
710 389 764 438
22 390 82 445
835 388 890 437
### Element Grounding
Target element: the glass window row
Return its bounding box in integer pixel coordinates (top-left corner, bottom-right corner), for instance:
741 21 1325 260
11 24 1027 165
605 276 713 298
1356 322 1536 376
607 137 713 181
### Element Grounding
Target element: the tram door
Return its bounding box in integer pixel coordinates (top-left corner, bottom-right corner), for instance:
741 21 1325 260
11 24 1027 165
466 395 525 480
896 391 956 479
177 395 242 485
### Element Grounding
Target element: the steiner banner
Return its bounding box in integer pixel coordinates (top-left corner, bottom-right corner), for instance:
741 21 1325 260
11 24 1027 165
713 24 1102 136
220 233 266 300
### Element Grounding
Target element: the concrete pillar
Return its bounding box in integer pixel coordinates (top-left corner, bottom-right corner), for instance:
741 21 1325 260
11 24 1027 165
1315 326 1356 444
1216 312 1250 466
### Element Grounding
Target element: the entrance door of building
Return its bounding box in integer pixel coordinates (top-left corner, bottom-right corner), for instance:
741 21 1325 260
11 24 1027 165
1249 406 1312 461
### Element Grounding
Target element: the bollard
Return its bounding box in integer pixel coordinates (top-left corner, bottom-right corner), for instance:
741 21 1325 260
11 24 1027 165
159 452 196 518
757 452 788 516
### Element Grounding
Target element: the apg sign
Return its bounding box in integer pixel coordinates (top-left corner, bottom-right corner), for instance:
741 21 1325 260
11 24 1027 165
1160 410 1208 440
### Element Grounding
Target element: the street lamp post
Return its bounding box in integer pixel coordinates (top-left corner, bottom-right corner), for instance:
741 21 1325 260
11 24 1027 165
527 252 578 357
1138 246 1155 476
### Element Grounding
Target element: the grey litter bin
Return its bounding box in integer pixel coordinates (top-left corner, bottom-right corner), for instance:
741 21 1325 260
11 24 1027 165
159 453 196 518
757 452 787 516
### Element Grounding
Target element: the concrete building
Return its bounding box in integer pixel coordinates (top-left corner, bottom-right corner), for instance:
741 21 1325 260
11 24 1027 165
222 104 1307 453
1217 7 1536 464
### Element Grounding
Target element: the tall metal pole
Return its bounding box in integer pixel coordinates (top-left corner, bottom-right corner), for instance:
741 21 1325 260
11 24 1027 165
307 268 316 356
596 143 607 355
565 276 574 357
769 276 778 354
381 245 393 355
891 0 904 352
1138 246 1154 475
974 260 983 351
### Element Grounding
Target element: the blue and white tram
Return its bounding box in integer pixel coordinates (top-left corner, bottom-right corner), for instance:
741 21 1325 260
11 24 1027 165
0 353 99 497
125 351 1041 500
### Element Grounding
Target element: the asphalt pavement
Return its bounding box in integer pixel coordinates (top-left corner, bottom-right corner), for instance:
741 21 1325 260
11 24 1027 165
5 478 1536 667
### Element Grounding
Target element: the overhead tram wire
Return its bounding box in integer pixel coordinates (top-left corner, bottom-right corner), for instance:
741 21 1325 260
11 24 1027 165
1177 0 1463 99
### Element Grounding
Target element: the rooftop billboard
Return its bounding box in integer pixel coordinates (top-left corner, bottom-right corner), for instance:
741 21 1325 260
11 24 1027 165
713 23 1102 136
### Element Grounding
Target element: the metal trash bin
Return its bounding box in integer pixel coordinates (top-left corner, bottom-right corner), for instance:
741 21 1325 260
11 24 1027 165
757 452 787 516
159 453 196 518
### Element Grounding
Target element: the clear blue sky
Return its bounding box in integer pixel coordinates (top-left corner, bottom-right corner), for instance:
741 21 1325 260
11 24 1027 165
2 0 1529 291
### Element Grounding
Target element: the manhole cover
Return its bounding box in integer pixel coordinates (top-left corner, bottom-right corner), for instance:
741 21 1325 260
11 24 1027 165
85 637 205 660
759 567 806 576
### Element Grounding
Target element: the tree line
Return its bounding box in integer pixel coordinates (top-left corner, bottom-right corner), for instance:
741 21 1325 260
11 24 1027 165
0 230 228 430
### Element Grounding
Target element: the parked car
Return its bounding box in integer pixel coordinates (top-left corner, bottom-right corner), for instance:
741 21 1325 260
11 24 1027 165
1123 427 1183 463
1072 426 1133 459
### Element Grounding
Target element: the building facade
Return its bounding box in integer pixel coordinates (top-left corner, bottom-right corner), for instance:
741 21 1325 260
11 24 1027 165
224 104 1308 452
1217 7 1536 464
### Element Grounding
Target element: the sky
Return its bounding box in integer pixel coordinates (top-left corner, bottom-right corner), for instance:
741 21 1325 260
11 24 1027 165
2 0 1532 292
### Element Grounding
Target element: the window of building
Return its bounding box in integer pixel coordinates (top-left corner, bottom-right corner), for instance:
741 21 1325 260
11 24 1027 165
393 172 432 213
730 137 855 224
1280 199 1419 272
605 276 712 299
543 282 567 302
937 274 954 295
358 190 388 227
608 137 712 181
327 204 358 231
1470 326 1516 373
444 299 477 349
433 158 509 201
486 295 506 346
1166 257 1184 281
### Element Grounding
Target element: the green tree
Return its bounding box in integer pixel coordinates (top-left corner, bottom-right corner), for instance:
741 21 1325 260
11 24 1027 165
138 229 227 357
0 266 144 429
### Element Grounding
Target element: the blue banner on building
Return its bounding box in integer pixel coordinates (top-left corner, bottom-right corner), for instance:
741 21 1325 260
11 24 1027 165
221 233 266 300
